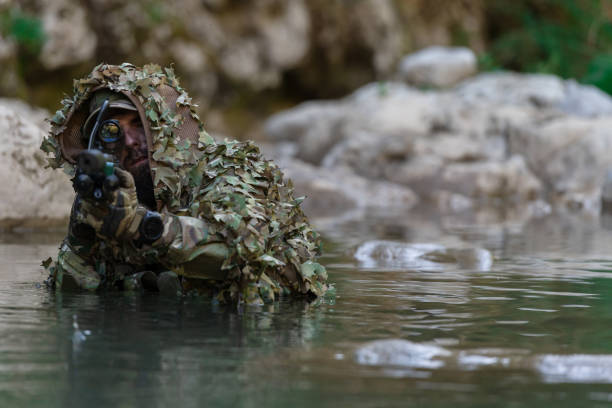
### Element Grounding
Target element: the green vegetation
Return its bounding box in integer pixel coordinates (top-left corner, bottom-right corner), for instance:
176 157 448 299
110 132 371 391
0 8 45 54
144 0 166 24
482 0 612 94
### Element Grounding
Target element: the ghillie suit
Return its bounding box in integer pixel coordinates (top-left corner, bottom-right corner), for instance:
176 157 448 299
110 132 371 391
41 63 328 304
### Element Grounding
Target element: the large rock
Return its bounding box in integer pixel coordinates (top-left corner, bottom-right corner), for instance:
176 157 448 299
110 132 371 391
265 101 350 165
0 101 72 229
354 240 493 271
439 156 541 202
39 0 97 69
0 35 21 97
264 69 612 213
398 46 477 87
509 116 612 211
456 72 612 117
277 159 418 218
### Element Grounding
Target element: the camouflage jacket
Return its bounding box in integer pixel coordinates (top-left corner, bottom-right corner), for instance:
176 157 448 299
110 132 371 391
41 63 328 304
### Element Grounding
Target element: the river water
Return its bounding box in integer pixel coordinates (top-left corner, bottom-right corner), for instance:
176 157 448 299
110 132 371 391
3 210 612 407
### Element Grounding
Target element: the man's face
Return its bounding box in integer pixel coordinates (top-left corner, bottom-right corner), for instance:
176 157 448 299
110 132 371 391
110 110 156 209
112 110 148 175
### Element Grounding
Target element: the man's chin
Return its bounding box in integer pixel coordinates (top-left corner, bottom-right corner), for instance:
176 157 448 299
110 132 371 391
124 159 148 176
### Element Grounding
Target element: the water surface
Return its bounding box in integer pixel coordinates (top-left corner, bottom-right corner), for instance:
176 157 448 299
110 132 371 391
3 211 612 407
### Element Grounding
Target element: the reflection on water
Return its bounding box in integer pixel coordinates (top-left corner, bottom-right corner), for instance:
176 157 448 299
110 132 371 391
3 211 612 407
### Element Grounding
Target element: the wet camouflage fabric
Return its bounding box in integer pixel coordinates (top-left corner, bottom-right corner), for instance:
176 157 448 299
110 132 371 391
41 63 329 304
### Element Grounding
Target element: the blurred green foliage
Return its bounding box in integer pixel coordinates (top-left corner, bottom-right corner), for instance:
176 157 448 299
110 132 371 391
144 0 166 24
482 0 612 93
0 8 45 54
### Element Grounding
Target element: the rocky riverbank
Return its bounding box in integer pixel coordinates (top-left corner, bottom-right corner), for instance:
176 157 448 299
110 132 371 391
264 47 612 221
0 99 72 229
5 47 612 229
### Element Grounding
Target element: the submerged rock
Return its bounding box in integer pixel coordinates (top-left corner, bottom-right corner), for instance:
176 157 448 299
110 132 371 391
423 247 493 271
536 354 612 384
355 339 451 369
354 340 612 384
354 241 445 269
354 240 493 271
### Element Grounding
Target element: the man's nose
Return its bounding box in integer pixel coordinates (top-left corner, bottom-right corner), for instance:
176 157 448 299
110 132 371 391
124 128 141 148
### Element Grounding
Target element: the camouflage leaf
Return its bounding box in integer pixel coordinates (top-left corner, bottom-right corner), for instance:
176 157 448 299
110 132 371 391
51 110 65 125
258 254 285 267
291 196 305 206
147 109 159 122
143 63 162 75
188 165 203 187
214 213 242 230
244 235 261 253
164 66 176 81
224 176 240 186
208 157 222 168
228 193 247 214
300 261 327 280
189 201 200 217
41 257 53 269
176 93 192 106
154 166 180 193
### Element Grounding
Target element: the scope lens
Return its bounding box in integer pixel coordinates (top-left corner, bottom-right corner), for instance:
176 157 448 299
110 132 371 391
98 119 122 143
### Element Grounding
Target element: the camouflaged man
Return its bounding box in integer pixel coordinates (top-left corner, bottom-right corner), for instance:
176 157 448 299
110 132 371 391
41 63 329 305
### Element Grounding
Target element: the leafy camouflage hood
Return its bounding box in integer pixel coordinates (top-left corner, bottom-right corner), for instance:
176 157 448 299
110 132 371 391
40 62 211 211
41 63 328 300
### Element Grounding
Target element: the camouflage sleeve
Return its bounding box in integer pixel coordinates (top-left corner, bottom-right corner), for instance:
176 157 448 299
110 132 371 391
53 240 101 290
52 198 102 291
155 214 229 280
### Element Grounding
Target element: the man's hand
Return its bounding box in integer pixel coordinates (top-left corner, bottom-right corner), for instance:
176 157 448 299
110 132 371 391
75 168 145 241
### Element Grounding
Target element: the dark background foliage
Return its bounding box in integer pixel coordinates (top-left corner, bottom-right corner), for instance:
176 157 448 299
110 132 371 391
482 0 612 94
